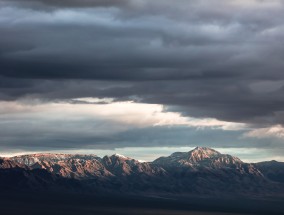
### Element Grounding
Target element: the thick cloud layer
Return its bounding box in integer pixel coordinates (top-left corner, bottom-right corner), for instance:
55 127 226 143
3 0 130 8
1 0 284 127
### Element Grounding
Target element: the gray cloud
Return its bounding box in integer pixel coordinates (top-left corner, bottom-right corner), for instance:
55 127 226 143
1 116 284 157
1 0 284 127
2 0 130 9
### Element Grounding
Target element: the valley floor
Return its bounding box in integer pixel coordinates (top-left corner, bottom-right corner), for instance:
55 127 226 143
1 191 283 215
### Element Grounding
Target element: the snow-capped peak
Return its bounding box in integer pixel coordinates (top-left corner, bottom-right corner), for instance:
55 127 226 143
113 153 131 159
191 147 220 156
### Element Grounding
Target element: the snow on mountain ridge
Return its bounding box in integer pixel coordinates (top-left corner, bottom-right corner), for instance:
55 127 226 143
2 147 266 181
113 153 131 160
11 153 100 166
153 146 243 168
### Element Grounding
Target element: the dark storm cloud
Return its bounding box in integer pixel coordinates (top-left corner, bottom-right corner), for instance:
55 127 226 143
1 0 284 126
0 116 263 150
3 0 130 8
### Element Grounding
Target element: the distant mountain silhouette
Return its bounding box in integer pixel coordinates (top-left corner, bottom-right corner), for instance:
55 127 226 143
1 147 283 197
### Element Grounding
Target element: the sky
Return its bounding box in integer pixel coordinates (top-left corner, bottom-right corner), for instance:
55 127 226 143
0 0 284 161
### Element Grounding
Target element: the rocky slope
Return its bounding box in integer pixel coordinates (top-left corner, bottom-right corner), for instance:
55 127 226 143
0 157 26 169
153 147 263 176
255 160 284 183
11 153 112 179
10 153 166 179
0 158 80 191
102 154 166 177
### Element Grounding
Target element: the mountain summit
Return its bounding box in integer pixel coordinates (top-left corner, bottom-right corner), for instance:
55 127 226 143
153 147 243 169
183 146 222 162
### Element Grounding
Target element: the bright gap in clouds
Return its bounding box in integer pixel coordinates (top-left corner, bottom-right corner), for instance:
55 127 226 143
1 97 283 162
0 98 245 130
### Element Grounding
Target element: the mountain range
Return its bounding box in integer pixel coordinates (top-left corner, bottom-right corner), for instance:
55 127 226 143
1 147 284 197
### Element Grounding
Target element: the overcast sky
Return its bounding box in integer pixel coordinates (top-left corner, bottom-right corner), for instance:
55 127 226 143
1 0 284 161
